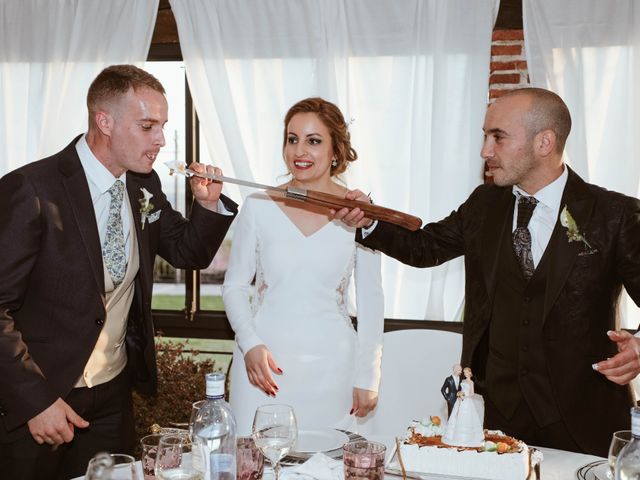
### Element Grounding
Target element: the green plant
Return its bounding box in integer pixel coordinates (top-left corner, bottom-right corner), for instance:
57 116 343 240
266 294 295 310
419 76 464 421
132 338 217 455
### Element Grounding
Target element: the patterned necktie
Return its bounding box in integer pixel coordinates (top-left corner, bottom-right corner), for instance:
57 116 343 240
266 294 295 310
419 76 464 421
103 180 126 286
512 195 538 279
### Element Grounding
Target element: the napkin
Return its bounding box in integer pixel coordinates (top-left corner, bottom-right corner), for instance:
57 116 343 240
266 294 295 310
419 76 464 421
283 453 344 480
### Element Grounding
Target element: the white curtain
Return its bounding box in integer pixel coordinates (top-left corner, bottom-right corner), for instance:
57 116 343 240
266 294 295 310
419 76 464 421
0 0 159 174
524 0 640 329
170 0 499 320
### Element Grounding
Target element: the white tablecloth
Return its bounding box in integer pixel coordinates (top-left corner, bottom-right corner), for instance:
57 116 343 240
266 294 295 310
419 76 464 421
72 435 605 480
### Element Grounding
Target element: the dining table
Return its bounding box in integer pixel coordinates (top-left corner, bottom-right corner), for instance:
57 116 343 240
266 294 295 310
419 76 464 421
72 433 608 480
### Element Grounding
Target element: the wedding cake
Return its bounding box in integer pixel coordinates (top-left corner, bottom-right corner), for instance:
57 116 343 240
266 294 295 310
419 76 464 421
392 417 542 480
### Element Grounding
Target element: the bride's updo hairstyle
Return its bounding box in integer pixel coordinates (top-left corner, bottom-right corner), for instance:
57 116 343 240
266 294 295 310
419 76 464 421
282 97 357 177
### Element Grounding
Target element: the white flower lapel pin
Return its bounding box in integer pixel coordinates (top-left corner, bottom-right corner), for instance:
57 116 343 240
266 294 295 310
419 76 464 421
559 205 591 249
139 188 160 229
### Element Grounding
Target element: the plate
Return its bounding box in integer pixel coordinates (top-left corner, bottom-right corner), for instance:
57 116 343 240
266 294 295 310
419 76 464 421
294 428 350 453
282 429 365 464
576 460 609 480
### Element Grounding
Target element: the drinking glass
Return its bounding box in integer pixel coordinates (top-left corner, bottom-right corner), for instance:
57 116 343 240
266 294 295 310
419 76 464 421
237 436 265 480
154 433 204 480
343 440 386 480
608 430 632 479
189 400 207 437
141 433 165 479
252 404 297 480
86 453 138 480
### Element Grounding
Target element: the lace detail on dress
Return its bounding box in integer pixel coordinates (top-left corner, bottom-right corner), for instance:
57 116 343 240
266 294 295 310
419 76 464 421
335 250 356 329
253 237 268 315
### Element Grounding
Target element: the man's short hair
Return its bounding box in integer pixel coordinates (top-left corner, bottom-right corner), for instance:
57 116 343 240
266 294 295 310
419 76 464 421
504 87 572 153
87 64 165 114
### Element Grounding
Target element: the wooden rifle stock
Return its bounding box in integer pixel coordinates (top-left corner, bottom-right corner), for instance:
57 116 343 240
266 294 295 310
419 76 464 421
292 188 423 231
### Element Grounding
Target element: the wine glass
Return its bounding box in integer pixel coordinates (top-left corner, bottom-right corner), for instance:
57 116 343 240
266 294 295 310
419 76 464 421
86 453 138 480
608 430 632 479
154 433 204 480
251 404 298 480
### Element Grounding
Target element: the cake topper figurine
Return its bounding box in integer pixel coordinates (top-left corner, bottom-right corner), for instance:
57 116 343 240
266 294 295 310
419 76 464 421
442 367 485 448
441 364 462 417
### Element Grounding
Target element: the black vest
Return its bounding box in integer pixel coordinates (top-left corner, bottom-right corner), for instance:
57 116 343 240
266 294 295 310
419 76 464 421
485 212 561 427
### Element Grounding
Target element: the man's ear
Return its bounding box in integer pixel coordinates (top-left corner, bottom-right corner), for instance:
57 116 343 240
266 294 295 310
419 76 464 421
536 129 556 157
94 111 113 136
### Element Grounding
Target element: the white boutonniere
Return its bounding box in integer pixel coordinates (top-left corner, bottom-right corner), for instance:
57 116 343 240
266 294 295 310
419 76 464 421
139 188 160 229
560 205 591 249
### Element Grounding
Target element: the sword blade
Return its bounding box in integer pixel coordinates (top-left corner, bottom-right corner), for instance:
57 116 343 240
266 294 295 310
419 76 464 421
165 161 287 194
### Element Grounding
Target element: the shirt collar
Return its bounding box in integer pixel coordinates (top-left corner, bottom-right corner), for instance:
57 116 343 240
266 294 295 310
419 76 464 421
512 164 568 212
76 134 126 194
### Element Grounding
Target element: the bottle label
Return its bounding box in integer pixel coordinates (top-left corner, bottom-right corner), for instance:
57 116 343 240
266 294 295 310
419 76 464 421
632 414 640 436
210 453 235 473
206 380 225 398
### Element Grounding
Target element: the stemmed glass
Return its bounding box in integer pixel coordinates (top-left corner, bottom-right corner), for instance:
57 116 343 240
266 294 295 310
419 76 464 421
608 430 632 479
252 404 298 480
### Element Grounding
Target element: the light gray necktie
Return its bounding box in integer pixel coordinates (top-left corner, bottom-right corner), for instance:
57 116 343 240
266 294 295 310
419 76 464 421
103 180 126 286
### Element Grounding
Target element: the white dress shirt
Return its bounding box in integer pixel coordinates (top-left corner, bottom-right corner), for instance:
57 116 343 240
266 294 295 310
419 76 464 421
512 165 568 267
76 135 131 257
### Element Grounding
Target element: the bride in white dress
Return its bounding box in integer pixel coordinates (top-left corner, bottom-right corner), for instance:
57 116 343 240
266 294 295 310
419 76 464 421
443 367 485 447
223 98 384 435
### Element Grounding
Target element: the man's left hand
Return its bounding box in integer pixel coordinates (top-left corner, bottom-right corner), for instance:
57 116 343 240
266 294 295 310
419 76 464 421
188 163 223 212
593 330 640 385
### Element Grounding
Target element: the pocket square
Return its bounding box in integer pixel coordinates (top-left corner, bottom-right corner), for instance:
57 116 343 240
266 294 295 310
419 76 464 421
147 210 161 224
578 248 598 257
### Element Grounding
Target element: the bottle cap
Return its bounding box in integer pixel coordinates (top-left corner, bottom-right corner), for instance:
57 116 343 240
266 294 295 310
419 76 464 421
205 372 225 398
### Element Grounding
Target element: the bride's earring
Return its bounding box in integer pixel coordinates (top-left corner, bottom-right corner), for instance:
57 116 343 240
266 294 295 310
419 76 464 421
331 159 338 167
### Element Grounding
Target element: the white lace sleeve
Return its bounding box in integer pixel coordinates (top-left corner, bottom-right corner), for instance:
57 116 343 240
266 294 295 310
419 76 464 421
353 243 384 392
222 196 263 354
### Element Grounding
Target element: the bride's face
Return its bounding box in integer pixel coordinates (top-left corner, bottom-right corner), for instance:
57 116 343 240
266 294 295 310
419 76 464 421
463 369 472 379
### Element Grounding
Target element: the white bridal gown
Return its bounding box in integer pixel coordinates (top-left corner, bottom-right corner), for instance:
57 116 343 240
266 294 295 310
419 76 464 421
442 381 485 447
223 192 384 435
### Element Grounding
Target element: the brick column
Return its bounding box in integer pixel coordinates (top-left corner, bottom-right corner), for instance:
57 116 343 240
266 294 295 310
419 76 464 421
489 29 529 102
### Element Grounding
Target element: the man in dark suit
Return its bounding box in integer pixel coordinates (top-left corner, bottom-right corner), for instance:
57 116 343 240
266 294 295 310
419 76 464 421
0 65 237 479
441 364 462 417
334 88 640 456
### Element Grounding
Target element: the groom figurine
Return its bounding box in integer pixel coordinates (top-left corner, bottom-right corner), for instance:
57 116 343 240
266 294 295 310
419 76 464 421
441 364 462 417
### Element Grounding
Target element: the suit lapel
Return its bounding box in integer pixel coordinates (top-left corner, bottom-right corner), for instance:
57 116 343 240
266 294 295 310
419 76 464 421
126 176 152 293
542 168 595 322
59 141 105 294
481 188 515 301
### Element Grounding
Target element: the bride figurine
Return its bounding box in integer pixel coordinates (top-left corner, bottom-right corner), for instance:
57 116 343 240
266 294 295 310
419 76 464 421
442 367 485 447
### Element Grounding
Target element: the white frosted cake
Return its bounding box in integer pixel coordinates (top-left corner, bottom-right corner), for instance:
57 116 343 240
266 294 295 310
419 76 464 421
392 417 542 480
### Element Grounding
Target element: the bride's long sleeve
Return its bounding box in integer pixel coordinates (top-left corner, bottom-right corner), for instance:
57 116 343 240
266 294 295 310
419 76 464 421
353 243 384 392
222 197 263 354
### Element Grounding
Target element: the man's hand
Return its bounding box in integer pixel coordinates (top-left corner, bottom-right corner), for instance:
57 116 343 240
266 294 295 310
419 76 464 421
188 163 224 212
351 388 378 417
332 189 374 229
27 398 89 446
593 330 640 385
244 345 282 397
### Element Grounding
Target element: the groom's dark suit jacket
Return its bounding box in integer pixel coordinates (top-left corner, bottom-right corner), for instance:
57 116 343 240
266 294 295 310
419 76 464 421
0 137 237 441
359 167 640 456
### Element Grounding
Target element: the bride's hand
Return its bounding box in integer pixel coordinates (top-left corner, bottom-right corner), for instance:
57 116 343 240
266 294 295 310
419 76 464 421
244 345 282 397
351 388 378 417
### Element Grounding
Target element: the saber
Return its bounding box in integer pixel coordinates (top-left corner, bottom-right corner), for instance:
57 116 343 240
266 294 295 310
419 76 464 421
166 161 422 231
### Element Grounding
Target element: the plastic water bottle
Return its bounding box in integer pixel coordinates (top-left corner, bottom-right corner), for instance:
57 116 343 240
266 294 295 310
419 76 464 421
616 407 640 479
193 372 237 480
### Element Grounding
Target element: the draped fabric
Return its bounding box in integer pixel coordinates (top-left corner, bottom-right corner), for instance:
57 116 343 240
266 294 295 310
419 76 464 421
170 0 499 320
0 0 159 173
524 0 640 328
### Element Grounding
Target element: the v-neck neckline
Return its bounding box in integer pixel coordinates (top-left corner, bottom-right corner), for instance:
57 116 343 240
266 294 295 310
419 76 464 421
266 193 333 238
